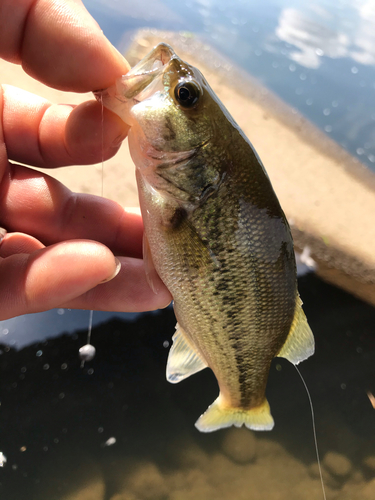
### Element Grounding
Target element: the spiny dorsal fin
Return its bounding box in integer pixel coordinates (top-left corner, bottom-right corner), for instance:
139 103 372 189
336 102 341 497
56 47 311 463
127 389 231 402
277 295 314 365
166 323 208 384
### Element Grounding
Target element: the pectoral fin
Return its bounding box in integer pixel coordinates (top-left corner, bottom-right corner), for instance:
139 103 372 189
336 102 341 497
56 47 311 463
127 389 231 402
277 295 314 365
166 323 208 384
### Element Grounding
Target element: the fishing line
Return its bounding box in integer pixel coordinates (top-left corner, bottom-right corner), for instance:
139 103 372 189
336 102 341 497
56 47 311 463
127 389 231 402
79 96 105 368
100 94 104 198
294 364 327 500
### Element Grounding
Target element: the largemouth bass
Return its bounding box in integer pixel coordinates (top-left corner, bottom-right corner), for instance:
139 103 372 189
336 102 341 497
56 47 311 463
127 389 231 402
96 43 314 432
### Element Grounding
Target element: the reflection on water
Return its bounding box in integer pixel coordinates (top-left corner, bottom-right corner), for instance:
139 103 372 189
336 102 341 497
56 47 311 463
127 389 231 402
276 7 350 69
0 275 374 499
276 1 375 69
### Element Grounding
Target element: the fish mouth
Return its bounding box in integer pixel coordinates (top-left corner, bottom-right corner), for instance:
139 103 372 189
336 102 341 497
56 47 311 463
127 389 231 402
127 43 175 79
94 43 177 118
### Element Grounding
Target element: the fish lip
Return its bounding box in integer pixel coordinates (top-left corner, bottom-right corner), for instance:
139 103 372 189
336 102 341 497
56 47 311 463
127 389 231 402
93 43 177 122
122 43 176 100
127 43 175 77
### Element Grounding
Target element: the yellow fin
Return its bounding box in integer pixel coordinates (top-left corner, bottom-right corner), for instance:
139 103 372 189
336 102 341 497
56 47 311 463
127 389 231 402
166 323 208 384
277 295 314 365
195 395 274 433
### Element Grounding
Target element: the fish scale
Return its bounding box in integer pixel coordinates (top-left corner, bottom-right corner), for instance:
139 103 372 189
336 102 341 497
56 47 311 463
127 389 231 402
96 42 315 432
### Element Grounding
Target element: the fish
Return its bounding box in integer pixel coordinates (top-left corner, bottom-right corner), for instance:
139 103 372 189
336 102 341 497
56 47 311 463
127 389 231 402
95 43 314 432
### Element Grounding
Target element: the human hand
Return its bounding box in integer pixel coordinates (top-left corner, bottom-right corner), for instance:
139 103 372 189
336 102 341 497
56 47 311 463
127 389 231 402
0 0 172 320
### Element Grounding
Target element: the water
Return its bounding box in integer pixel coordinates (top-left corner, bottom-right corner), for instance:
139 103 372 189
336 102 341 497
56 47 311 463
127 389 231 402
1 1 375 498
0 276 375 499
84 0 375 172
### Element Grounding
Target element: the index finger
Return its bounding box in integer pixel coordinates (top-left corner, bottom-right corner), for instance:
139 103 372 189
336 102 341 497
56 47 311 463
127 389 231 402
1 163 144 258
0 0 130 92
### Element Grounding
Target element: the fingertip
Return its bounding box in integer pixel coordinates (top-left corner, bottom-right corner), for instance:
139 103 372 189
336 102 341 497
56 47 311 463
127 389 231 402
99 257 121 283
65 100 129 164
25 241 118 306
0 232 45 257
21 0 130 92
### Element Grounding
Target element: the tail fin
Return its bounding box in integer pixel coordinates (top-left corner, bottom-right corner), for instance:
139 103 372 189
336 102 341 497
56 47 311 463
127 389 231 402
195 395 274 433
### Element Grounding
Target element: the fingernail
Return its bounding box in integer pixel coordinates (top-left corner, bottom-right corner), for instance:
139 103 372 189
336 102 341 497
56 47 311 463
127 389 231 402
0 227 7 244
160 300 173 309
100 257 121 284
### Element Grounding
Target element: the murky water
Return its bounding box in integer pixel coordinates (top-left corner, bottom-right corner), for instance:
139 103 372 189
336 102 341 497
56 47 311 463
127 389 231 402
0 275 375 499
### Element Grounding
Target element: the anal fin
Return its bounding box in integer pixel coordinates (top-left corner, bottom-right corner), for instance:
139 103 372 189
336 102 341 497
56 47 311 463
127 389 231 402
277 295 314 365
167 323 208 384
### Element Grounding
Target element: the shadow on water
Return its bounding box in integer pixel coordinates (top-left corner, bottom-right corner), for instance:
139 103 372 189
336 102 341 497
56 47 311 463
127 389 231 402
0 274 374 499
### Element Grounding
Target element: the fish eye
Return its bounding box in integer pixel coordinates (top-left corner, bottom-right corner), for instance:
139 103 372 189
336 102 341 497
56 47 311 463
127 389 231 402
175 81 200 108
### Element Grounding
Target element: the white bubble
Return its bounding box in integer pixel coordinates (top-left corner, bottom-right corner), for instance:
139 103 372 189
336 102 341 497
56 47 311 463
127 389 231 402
104 437 116 447
57 309 65 315
79 344 96 362
36 350 43 357
351 66 358 74
324 125 332 132
356 148 364 155
163 341 170 348
323 108 331 116
2 329 9 335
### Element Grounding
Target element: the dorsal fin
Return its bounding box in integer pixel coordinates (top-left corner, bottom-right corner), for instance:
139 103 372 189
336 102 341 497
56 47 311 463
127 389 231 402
167 323 208 384
277 295 314 365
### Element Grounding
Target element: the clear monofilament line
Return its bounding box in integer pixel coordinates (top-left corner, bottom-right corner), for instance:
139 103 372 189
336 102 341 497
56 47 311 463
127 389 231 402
80 98 106 368
87 308 94 345
294 364 327 500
